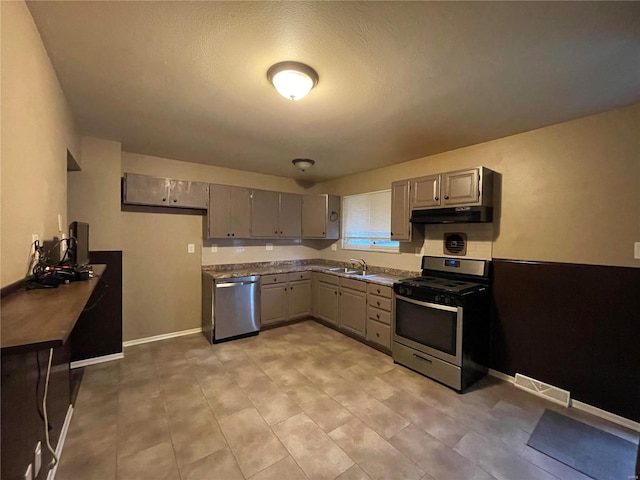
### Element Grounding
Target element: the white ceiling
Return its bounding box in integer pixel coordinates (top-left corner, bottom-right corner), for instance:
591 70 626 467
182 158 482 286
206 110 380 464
27 1 640 182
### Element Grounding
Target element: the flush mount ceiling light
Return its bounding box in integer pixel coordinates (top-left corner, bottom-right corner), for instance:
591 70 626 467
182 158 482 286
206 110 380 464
292 158 315 172
267 61 319 101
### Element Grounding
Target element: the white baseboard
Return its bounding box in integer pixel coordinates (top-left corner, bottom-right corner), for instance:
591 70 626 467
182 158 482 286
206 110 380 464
122 327 201 347
70 352 124 369
487 369 640 433
47 404 73 480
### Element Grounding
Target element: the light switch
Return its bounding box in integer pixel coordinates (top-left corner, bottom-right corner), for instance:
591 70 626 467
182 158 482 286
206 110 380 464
331 243 337 251
210 244 218 253
187 244 195 254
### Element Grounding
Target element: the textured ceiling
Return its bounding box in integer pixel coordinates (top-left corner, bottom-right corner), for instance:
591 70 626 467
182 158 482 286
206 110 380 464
26 1 640 182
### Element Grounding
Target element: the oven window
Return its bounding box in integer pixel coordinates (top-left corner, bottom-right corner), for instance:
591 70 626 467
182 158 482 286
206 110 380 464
395 298 457 356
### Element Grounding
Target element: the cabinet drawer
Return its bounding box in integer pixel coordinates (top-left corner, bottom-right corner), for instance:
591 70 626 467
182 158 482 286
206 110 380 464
366 319 391 349
288 271 311 281
261 274 287 284
367 305 391 325
367 283 392 298
339 277 367 292
368 295 392 311
316 272 339 286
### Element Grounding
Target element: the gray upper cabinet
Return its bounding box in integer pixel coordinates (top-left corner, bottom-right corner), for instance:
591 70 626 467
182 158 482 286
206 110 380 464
301 194 340 239
390 180 411 241
408 167 493 210
207 184 251 238
123 173 208 209
441 168 480 206
410 174 441 209
170 179 209 208
251 190 302 238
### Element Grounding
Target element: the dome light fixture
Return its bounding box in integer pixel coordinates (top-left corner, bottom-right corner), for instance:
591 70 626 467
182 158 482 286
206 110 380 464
267 61 319 101
292 158 315 172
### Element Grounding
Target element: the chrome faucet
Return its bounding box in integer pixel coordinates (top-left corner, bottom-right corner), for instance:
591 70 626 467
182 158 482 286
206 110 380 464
350 258 367 274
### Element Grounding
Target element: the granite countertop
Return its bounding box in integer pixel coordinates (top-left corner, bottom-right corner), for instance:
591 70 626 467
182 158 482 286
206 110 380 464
202 260 417 287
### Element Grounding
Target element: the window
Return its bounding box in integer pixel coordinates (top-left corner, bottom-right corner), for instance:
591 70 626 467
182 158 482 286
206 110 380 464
342 190 400 252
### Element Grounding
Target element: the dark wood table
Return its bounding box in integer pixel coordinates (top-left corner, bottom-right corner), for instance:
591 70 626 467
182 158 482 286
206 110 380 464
1 265 106 355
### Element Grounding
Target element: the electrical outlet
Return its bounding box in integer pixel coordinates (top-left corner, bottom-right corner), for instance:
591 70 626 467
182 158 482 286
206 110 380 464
331 243 337 251
34 442 41 477
266 243 273 251
57 213 63 232
210 244 217 253
635 242 640 259
235 247 245 253
24 463 32 480
187 243 195 254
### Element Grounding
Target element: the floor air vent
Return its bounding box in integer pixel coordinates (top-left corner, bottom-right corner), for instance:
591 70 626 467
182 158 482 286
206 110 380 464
443 232 467 256
514 373 571 407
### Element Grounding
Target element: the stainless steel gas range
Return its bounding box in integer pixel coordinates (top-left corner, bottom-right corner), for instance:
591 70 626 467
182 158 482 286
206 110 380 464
392 256 491 392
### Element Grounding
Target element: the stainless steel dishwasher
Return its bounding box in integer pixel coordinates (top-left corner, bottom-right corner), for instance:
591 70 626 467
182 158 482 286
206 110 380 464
202 274 260 343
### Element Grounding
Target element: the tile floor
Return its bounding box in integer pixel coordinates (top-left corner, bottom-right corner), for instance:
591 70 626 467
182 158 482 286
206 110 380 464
56 320 638 480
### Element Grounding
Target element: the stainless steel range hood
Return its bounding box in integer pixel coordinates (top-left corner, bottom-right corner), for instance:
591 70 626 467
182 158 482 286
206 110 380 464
410 206 493 224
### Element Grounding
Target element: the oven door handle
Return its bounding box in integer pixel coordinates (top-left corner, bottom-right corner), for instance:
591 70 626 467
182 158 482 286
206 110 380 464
395 294 459 312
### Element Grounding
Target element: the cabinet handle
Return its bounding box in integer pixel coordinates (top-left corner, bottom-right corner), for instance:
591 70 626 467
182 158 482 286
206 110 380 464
376 301 380 306
275 230 278 234
322 231 325 235
280 231 283 234
162 198 167 202
376 314 380 319
377 289 380 293
390 232 394 236
227 233 230 237
231 233 235 236
434 196 439 201
334 291 337 295
376 332 380 338
444 195 449 200
173 199 178 203
284 287 287 291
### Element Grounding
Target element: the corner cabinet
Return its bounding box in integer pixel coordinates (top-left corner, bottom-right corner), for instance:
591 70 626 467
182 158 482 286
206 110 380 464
123 173 208 209
251 190 302 238
206 184 251 238
301 195 340 239
410 167 493 209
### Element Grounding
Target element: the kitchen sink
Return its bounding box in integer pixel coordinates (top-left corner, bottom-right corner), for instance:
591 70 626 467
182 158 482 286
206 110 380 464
327 267 358 274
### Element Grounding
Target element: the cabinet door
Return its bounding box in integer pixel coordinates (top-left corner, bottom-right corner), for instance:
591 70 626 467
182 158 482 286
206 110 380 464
339 287 366 337
289 279 311 319
170 180 208 209
207 184 230 238
124 173 170 206
390 180 411 241
261 283 288 325
317 282 339 326
251 190 280 238
279 193 302 238
442 168 479 206
229 186 251 237
410 174 440 209
301 195 327 238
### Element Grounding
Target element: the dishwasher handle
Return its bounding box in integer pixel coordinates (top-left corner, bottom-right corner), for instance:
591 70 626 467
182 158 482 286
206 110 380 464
216 281 257 288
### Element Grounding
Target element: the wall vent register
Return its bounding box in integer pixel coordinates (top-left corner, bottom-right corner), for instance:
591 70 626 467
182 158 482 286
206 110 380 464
443 232 467 256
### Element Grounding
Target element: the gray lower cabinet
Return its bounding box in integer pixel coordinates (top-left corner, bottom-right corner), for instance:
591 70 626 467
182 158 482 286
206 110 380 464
338 277 367 337
261 272 311 326
123 172 208 209
366 283 393 350
315 273 339 325
207 184 251 238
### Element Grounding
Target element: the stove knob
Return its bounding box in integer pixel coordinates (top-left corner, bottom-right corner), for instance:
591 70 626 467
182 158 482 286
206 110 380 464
435 295 440 303
444 296 451 305
406 288 412 296
398 287 405 295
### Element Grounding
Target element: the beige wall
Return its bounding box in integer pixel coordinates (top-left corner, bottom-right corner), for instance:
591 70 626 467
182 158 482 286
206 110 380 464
68 137 123 251
318 104 640 269
1 1 79 286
